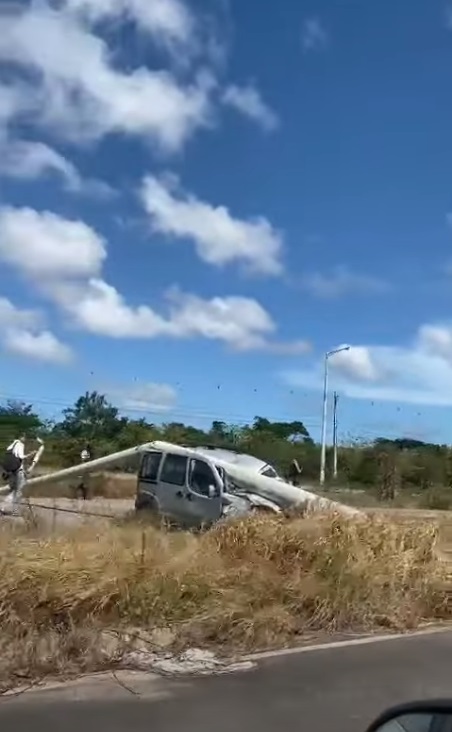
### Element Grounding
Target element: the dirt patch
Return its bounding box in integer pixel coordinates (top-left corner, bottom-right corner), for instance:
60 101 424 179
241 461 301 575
26 472 137 500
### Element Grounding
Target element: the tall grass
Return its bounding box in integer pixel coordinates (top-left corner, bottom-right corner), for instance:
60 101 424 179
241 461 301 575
0 514 449 690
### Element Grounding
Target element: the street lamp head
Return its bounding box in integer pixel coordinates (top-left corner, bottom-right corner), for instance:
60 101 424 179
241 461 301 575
327 344 352 358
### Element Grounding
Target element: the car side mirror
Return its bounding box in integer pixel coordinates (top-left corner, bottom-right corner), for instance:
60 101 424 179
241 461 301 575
208 484 217 499
366 702 452 732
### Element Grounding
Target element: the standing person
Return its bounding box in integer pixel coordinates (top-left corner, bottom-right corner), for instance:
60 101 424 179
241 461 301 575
287 458 303 487
76 443 92 500
1 435 36 516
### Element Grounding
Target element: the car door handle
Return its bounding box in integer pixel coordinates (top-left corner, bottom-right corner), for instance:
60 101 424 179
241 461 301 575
176 491 184 498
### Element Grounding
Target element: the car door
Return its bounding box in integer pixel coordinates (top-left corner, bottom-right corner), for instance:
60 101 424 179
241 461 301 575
183 457 223 529
155 452 189 525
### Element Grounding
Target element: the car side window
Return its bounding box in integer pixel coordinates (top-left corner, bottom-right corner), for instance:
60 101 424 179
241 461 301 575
189 459 217 497
160 454 188 486
261 465 278 478
140 452 162 481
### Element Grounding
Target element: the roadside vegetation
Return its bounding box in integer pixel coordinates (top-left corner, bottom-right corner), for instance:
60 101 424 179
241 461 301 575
0 512 450 692
1 393 452 509
2 393 452 691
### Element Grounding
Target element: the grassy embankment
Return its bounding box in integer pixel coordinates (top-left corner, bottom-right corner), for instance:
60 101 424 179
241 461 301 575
0 510 451 692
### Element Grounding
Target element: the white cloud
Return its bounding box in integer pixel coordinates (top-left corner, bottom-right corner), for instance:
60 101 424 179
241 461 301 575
163 288 275 346
0 206 106 278
300 266 390 299
51 279 309 355
0 82 35 127
0 138 115 199
0 297 71 364
301 17 329 53
0 2 214 153
49 279 277 348
0 2 274 154
0 139 80 187
62 0 196 50
0 297 42 331
282 324 452 407
222 84 279 132
0 205 302 353
49 280 308 354
110 381 178 413
51 278 168 338
234 338 312 356
140 174 284 275
332 346 385 383
3 329 72 364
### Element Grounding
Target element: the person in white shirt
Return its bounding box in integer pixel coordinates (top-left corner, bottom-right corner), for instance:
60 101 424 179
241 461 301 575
76 444 91 500
4 435 36 515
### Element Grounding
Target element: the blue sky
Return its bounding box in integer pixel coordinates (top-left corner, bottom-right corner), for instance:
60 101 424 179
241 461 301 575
1 0 452 444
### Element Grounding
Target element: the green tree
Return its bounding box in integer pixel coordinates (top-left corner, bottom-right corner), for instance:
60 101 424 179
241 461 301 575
252 416 313 443
161 422 208 446
58 391 126 441
0 400 44 445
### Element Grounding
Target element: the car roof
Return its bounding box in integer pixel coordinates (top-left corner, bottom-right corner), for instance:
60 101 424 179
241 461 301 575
190 446 269 472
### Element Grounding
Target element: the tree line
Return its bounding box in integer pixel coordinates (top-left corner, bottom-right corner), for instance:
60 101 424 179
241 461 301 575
0 391 451 496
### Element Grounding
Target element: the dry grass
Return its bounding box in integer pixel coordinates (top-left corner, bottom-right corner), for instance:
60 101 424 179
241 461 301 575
0 512 450 691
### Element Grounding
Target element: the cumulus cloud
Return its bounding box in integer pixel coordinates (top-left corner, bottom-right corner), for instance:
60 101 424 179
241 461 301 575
0 2 214 153
62 0 195 51
0 1 276 156
140 174 284 275
332 346 386 383
300 266 390 299
3 329 72 364
0 297 71 364
0 205 302 353
109 381 178 413
0 298 41 332
222 84 279 132
0 138 116 199
0 207 106 278
282 324 452 406
48 279 279 349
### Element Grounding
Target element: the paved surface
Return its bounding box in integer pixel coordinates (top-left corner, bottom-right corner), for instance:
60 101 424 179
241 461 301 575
1 630 452 732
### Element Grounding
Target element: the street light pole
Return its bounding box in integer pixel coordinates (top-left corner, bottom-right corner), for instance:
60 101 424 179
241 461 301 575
319 345 350 487
319 355 329 487
332 391 339 479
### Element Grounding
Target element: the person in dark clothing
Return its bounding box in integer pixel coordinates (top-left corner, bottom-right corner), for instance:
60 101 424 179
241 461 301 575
287 458 303 486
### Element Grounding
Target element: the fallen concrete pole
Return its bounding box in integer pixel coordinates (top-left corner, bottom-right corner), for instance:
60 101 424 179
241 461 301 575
218 463 361 518
19 440 361 520
22 442 156 487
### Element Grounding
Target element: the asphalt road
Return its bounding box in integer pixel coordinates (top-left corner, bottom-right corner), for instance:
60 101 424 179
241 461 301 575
1 630 452 732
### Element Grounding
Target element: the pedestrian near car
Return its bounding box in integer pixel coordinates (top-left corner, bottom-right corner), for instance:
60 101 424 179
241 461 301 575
76 443 92 500
1 435 36 516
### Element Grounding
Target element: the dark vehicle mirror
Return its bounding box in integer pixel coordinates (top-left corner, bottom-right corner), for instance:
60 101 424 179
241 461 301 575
367 702 452 732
